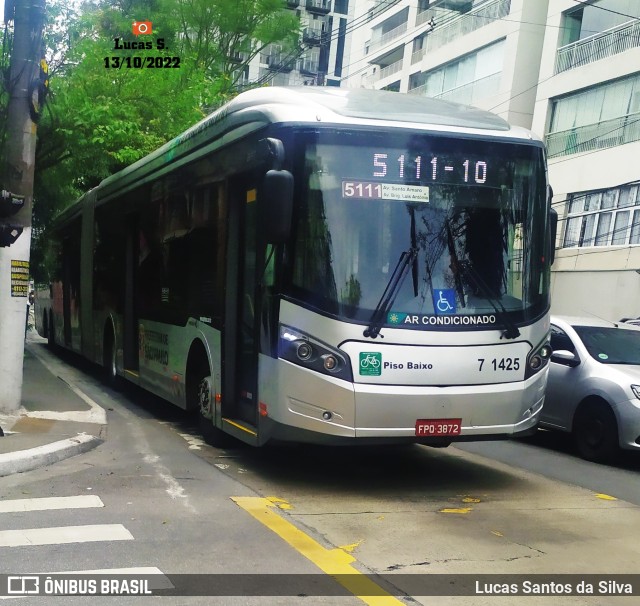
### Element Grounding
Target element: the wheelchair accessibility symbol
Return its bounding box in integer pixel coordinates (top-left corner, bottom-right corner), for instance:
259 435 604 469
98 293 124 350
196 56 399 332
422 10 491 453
433 289 456 314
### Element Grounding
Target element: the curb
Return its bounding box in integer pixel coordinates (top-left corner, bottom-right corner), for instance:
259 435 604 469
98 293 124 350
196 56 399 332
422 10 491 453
0 433 103 477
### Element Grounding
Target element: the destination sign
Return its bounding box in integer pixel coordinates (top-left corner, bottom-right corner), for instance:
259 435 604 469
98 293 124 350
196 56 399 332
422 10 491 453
342 181 429 202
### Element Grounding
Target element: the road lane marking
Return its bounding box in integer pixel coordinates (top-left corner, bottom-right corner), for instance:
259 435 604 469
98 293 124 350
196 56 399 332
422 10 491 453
232 496 405 606
0 524 133 547
595 493 617 501
25 346 106 425
439 507 472 514
0 495 103 513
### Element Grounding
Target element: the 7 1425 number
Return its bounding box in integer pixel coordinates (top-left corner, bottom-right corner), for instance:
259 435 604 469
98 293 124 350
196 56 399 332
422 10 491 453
478 357 520 371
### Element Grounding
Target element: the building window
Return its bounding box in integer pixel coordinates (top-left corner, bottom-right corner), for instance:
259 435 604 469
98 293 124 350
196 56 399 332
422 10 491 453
334 0 348 14
409 39 504 104
559 0 640 46
556 1 640 73
546 73 640 157
563 183 640 248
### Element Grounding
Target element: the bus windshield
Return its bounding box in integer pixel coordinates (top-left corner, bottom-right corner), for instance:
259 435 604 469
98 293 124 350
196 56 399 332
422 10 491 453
288 129 550 329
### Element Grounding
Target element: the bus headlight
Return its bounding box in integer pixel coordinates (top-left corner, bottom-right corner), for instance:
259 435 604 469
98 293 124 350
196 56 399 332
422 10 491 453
322 354 338 371
279 325 353 382
525 340 552 379
296 341 313 361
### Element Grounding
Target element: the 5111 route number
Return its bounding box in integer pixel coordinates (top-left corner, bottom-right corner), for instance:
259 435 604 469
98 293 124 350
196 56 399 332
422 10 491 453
478 357 520 371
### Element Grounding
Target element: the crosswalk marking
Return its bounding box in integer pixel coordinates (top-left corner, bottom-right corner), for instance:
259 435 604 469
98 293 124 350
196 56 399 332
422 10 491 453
0 494 166 595
0 524 134 548
0 495 104 514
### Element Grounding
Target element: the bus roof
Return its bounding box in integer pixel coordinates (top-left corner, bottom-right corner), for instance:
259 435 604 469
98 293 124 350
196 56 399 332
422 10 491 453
95 86 539 203
226 86 513 131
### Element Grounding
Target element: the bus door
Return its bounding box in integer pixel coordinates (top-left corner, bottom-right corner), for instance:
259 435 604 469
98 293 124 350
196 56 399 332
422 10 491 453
61 238 73 347
223 173 261 432
123 215 139 374
62 224 81 349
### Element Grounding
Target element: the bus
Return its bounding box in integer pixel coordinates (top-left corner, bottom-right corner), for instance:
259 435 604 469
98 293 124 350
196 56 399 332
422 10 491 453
38 86 556 447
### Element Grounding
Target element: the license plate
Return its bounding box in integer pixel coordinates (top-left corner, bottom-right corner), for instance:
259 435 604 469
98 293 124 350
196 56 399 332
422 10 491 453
415 419 462 437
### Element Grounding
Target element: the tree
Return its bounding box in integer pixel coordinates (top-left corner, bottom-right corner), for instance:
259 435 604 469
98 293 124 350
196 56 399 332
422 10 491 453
25 0 300 282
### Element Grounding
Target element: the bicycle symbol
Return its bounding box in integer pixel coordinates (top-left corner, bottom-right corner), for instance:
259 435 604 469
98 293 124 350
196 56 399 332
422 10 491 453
360 354 381 369
436 290 454 312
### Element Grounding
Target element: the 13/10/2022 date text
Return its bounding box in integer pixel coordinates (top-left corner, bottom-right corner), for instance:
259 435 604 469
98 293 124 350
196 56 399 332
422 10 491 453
104 56 180 69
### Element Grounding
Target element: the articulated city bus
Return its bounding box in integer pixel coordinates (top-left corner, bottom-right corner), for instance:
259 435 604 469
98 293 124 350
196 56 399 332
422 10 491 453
38 86 555 447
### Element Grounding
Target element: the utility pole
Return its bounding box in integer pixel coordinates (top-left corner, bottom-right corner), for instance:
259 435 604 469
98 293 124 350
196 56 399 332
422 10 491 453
0 0 46 412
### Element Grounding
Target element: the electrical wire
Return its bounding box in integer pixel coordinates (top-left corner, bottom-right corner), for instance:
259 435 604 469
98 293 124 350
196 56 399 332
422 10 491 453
570 0 640 21
247 0 413 87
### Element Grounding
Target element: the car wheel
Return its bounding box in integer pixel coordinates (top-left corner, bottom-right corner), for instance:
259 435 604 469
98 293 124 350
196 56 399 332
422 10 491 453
573 400 618 463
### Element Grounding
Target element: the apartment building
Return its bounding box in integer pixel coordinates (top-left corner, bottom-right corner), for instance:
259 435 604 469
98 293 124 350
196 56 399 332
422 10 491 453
241 1 353 88
531 0 640 320
341 0 640 320
342 0 549 127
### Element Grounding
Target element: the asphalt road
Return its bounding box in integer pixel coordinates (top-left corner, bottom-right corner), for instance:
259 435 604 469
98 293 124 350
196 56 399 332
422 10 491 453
2 349 640 605
457 431 640 505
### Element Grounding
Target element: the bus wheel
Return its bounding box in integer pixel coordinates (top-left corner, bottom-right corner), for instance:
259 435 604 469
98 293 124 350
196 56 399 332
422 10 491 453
196 372 232 448
103 326 119 388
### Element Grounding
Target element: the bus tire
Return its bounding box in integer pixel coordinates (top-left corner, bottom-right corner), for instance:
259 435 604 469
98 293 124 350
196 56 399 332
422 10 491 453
103 324 119 388
189 352 232 448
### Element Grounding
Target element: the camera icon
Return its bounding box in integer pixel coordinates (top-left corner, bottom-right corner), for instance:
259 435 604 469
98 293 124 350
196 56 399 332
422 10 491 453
132 20 152 36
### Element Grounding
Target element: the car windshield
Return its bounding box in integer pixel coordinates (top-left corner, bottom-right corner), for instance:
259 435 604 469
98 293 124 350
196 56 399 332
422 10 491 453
574 325 640 364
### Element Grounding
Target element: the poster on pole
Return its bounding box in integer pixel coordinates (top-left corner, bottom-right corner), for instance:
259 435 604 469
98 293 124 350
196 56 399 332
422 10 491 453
10 259 29 297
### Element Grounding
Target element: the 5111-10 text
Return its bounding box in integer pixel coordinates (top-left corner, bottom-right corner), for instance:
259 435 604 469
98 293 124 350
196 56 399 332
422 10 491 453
104 56 180 69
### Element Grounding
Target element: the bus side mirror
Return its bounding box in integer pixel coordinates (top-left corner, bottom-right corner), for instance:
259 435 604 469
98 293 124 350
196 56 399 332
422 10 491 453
261 169 293 244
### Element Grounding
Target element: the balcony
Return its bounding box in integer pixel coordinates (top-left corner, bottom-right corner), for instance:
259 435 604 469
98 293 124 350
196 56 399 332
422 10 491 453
368 21 408 54
227 51 246 64
266 53 294 72
306 0 331 15
299 57 320 74
411 47 426 64
303 24 326 45
369 58 404 84
425 0 510 52
408 71 501 103
433 72 501 105
555 19 640 74
369 0 402 20
546 112 640 158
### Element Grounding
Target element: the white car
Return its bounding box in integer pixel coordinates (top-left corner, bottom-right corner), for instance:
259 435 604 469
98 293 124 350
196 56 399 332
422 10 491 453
541 316 640 462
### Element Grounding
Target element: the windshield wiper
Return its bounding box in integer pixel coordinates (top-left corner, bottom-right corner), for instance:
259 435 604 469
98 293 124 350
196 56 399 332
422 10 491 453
444 219 519 340
364 247 418 339
458 260 520 340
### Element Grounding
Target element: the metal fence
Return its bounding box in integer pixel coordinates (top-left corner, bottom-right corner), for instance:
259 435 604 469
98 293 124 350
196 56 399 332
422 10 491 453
545 112 640 158
555 19 640 74
425 0 511 52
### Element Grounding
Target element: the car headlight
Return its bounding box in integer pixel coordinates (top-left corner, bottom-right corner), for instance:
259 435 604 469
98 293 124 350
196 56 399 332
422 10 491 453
631 385 640 400
279 325 353 382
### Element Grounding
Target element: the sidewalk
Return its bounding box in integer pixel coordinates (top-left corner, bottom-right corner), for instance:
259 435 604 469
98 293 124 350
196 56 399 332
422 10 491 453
0 332 105 477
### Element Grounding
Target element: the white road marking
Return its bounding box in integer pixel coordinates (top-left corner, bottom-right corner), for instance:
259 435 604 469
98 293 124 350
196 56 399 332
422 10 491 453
0 495 103 513
25 347 106 425
177 432 205 450
0 524 133 547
